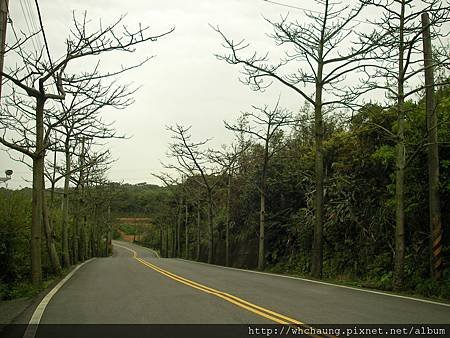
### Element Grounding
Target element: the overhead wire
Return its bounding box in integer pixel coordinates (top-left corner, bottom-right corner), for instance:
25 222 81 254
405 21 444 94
25 0 41 52
261 0 371 25
24 0 38 35
33 0 54 72
33 0 59 96
18 0 37 51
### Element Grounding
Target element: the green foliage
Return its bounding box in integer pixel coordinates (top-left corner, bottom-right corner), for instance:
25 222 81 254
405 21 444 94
372 145 395 166
118 223 137 235
3 85 450 301
0 188 32 294
135 89 450 299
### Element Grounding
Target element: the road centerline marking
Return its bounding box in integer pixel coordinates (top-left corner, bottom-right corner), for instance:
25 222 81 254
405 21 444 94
114 243 328 338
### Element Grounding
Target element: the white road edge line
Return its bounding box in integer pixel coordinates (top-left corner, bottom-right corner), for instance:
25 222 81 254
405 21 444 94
22 258 96 338
176 258 450 308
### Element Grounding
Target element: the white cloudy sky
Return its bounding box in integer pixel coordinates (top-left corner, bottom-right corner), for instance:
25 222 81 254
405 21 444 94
0 0 446 188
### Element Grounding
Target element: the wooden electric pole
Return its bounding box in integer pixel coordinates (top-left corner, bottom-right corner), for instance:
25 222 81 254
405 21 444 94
184 203 188 259
422 12 443 280
0 0 9 99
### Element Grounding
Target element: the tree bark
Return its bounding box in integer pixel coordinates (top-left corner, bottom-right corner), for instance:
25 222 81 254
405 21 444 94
258 191 266 270
226 173 231 267
61 145 71 267
172 224 176 258
185 203 189 259
311 57 324 278
393 0 406 290
258 142 269 270
177 199 182 257
159 226 163 257
42 179 62 275
207 191 214 264
165 226 169 258
73 213 79 264
196 206 201 261
31 97 45 285
422 12 443 280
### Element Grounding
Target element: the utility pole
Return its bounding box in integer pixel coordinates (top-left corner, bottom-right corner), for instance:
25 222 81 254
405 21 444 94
225 170 231 267
0 0 9 99
422 12 442 280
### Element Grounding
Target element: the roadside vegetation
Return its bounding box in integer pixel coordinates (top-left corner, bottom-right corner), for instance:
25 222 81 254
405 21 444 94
1 0 450 302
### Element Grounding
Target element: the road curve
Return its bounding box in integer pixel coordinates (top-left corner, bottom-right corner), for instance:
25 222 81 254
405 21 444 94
33 240 450 325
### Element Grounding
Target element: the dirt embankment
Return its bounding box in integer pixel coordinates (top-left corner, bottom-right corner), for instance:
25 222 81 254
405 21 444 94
116 228 142 242
116 228 133 242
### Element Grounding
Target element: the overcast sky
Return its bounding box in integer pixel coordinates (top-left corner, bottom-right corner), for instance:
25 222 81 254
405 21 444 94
1 0 447 189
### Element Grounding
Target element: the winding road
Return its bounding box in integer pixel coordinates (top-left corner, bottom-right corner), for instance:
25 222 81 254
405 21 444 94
5 240 449 337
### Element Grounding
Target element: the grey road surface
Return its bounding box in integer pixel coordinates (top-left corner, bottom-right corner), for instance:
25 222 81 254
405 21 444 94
35 240 450 325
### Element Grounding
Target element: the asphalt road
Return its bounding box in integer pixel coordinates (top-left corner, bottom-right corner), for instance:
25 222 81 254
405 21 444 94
27 240 449 326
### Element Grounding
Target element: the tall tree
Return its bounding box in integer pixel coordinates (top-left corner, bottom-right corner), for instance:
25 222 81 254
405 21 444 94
55 72 132 266
0 13 172 284
225 102 292 269
209 143 244 267
165 125 220 263
152 172 183 258
363 0 449 289
213 0 381 277
421 12 443 281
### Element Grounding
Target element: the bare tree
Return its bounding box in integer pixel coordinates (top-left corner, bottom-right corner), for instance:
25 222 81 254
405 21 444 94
212 0 381 277
225 102 292 269
152 172 183 258
209 140 251 266
68 137 114 262
362 0 450 289
51 70 132 267
0 13 173 284
165 125 221 263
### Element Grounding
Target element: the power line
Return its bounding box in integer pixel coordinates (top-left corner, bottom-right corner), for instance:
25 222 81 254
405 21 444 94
33 0 60 96
18 0 37 51
263 0 321 14
33 0 52 70
431 25 449 56
24 0 39 38
24 0 41 50
262 0 371 25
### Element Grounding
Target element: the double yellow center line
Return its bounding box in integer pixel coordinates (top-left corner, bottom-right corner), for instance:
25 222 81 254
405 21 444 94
115 244 327 338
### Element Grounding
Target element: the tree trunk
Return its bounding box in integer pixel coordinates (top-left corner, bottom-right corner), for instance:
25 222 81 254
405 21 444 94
226 173 231 267
61 146 71 267
31 97 45 285
80 220 87 261
165 226 169 258
73 214 79 264
177 199 182 257
311 46 325 279
207 192 213 264
393 1 406 290
107 204 112 256
159 226 163 257
42 179 62 275
172 225 176 258
422 12 443 280
196 206 201 261
185 203 189 259
258 190 266 270
258 139 270 270
258 143 269 270
78 137 87 262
